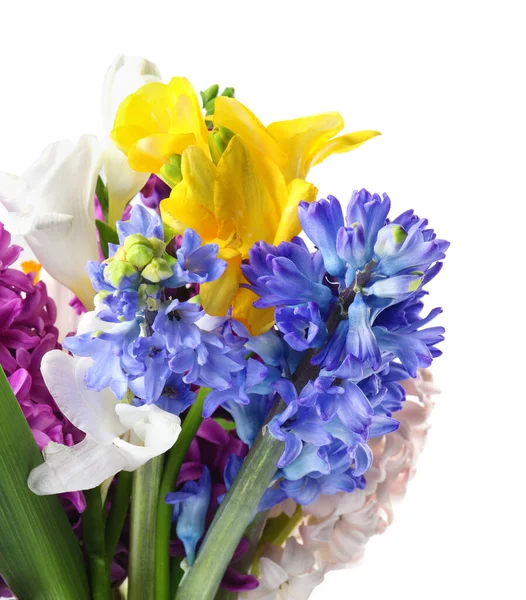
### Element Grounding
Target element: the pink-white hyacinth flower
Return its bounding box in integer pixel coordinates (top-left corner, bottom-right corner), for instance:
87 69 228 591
244 538 324 600
299 369 438 568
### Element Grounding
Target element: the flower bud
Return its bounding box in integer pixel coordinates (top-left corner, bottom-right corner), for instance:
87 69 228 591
148 237 166 258
141 257 173 283
160 154 183 188
123 233 152 251
104 260 139 289
374 224 407 258
126 243 155 269
200 84 219 109
209 126 235 164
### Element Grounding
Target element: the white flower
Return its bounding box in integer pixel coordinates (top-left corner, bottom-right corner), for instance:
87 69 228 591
244 538 324 600
101 54 162 227
27 349 181 494
0 135 101 309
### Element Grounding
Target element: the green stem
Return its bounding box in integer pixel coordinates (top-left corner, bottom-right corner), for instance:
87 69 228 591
128 456 164 600
105 471 133 563
83 487 112 600
175 421 284 600
155 388 208 600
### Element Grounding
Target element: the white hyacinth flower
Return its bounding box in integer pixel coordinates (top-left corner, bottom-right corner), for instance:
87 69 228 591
244 538 324 600
28 349 181 495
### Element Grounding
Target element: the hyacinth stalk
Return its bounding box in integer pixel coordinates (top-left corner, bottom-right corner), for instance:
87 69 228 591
155 387 208 599
128 456 164 600
176 281 366 600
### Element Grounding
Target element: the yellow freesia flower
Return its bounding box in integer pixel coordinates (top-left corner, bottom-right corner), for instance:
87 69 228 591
112 77 379 333
213 97 380 182
111 78 380 182
111 77 210 174
160 136 317 335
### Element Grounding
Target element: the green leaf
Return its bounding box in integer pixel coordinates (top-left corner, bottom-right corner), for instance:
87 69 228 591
213 417 236 432
0 366 90 599
96 219 120 259
96 176 109 222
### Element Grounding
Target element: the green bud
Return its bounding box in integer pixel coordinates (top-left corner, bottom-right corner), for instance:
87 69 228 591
104 260 139 288
163 252 177 267
160 154 183 188
126 243 155 269
148 237 166 258
208 126 236 164
189 294 201 305
200 84 219 107
123 234 152 252
141 257 173 283
392 225 408 244
221 86 235 98
114 246 127 262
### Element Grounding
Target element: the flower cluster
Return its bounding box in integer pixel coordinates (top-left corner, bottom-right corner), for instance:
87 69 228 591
0 54 450 600
241 190 448 507
245 371 438 600
0 223 85 504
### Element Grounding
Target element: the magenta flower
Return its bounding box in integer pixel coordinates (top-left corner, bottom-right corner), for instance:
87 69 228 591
0 222 85 511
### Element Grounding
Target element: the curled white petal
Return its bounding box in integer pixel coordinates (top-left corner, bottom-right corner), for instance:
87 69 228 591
29 352 182 495
0 135 101 308
41 351 123 443
101 54 161 131
102 137 150 226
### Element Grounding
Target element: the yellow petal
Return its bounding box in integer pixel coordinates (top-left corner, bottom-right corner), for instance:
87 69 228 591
200 249 242 316
113 82 173 135
232 286 276 336
215 136 284 253
312 130 381 166
165 78 210 155
214 97 286 168
111 79 210 173
160 146 218 240
21 260 42 283
267 113 344 181
128 133 196 173
273 179 318 245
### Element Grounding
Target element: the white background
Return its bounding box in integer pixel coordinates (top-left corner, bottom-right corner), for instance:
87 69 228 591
1 1 524 598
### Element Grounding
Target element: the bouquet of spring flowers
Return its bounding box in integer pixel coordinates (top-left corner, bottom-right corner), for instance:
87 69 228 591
0 55 448 600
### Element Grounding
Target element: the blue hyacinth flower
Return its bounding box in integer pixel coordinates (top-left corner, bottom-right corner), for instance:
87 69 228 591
163 229 227 288
165 466 211 566
116 204 164 243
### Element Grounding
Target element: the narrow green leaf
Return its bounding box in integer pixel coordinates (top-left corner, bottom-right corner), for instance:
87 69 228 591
96 219 120 259
0 366 90 600
96 176 109 222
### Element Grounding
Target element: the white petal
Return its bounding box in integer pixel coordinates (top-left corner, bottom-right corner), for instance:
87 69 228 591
28 437 126 493
1 135 102 308
286 570 325 600
281 538 315 577
102 138 150 225
3 211 73 237
113 404 181 469
259 558 289 590
334 489 366 516
101 54 161 131
76 310 115 335
41 351 124 442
